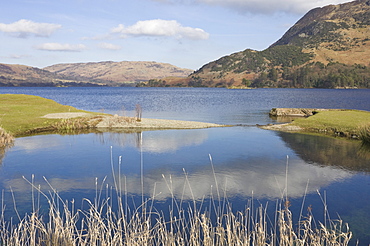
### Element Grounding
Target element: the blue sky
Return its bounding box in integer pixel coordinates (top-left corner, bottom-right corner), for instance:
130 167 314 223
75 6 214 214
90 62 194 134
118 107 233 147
0 0 351 70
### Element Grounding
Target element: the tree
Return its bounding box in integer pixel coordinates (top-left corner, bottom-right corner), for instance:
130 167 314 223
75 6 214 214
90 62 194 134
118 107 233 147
268 68 278 82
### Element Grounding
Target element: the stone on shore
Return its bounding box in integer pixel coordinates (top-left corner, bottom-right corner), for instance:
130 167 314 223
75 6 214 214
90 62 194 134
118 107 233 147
269 108 338 117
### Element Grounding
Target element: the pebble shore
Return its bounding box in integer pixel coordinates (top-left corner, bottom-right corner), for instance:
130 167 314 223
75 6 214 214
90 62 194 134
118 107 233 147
43 112 226 129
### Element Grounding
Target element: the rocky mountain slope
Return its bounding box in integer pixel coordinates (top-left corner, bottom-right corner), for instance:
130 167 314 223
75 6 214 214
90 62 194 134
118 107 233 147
44 61 193 85
183 0 370 88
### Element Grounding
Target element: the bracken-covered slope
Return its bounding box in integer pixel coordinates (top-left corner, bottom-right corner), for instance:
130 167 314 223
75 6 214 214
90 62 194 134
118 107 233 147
186 0 370 88
271 0 370 64
44 61 193 85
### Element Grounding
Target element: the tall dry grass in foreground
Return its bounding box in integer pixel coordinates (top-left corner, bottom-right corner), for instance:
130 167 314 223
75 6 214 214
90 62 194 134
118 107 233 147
0 175 353 246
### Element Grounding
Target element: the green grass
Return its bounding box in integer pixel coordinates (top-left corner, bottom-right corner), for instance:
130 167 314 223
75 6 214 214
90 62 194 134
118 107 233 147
0 94 97 136
291 110 370 138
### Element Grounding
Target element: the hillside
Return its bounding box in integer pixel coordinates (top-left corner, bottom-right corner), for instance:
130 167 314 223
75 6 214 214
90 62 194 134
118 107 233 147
180 0 370 88
44 61 193 85
0 61 193 87
2 0 370 88
0 63 103 87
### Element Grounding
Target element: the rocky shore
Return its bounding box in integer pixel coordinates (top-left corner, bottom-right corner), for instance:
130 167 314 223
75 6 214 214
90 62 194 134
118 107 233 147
259 123 303 132
268 108 341 117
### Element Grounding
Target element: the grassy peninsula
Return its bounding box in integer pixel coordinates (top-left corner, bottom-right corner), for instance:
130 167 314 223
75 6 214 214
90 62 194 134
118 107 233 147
0 94 224 146
263 109 370 143
0 94 97 136
292 110 370 137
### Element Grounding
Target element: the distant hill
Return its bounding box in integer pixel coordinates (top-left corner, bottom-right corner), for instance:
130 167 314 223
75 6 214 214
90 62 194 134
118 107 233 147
44 61 193 86
0 61 193 87
3 0 370 88
0 63 102 87
172 0 370 88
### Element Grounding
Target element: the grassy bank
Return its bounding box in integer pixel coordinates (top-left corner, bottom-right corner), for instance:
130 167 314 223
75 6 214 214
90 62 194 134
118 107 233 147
0 94 99 137
289 110 370 140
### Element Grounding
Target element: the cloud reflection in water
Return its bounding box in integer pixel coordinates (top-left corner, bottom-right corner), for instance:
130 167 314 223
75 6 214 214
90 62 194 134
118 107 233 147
0 128 354 203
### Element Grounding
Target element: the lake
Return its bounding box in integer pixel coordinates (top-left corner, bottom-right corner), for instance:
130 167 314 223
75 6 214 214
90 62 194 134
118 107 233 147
0 87 370 244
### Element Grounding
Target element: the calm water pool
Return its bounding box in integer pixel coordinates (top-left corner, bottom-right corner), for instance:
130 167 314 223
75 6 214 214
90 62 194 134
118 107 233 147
1 87 370 244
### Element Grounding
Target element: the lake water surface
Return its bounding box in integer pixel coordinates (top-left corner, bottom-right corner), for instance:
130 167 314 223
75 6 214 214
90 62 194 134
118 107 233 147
1 87 370 244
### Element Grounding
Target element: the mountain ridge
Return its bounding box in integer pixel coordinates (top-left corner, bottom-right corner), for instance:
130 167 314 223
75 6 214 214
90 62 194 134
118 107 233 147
178 0 370 88
1 0 370 88
0 61 193 87
44 61 193 85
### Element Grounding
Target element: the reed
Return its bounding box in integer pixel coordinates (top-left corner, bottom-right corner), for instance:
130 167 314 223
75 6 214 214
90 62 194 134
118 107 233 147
0 154 353 245
0 127 14 148
135 104 142 122
52 118 92 131
358 124 370 145
0 175 353 246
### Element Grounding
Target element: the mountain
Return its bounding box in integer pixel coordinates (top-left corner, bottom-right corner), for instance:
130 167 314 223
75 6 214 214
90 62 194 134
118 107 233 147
0 61 193 87
44 61 193 85
0 63 102 87
2 0 370 88
184 0 370 88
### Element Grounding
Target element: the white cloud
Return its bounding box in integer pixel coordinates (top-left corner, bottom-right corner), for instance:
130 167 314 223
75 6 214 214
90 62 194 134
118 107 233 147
111 19 209 40
35 43 87 52
153 0 351 14
1 54 30 59
0 19 61 38
98 42 122 50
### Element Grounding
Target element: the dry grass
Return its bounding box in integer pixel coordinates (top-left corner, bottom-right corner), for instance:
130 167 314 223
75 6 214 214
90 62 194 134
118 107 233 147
52 118 92 131
0 173 353 246
0 127 14 148
105 115 137 127
358 124 370 145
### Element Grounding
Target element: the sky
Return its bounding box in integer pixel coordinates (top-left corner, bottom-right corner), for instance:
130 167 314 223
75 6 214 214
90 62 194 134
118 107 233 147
0 0 352 70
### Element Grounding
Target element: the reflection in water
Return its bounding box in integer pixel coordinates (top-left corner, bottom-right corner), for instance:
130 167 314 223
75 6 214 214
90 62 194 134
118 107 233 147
112 157 351 201
2 130 352 202
359 142 370 158
12 135 62 152
3 156 352 201
2 128 369 243
0 127 365 230
0 142 13 166
95 129 208 153
0 147 5 166
277 132 370 172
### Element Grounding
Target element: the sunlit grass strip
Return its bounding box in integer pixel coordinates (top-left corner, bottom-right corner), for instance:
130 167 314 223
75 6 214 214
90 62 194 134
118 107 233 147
0 94 96 136
291 110 370 138
0 178 352 246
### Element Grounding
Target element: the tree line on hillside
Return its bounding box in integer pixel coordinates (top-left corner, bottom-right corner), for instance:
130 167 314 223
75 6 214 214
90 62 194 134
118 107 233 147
251 62 370 88
138 62 370 89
